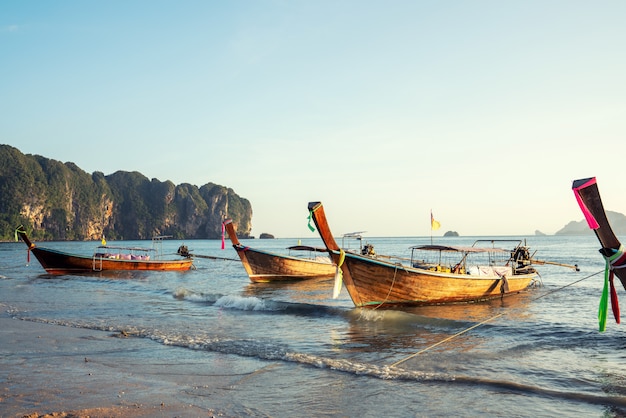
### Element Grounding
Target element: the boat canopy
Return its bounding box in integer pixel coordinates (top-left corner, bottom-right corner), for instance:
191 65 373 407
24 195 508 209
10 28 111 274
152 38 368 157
286 245 328 253
410 245 510 254
342 231 366 238
97 245 156 252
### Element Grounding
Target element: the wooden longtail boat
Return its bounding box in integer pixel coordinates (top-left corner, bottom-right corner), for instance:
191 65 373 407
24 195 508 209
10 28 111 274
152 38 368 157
223 219 336 283
307 201 541 308
572 177 626 329
16 226 193 275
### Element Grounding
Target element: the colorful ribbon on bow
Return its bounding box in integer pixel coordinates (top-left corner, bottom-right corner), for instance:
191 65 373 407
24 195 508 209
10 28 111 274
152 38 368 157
221 222 225 250
332 249 346 299
14 225 30 263
572 177 600 230
599 245 625 331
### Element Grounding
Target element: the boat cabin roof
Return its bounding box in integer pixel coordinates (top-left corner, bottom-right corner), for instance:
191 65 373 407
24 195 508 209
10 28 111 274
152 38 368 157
287 245 328 253
97 245 156 252
410 244 510 254
342 231 366 238
95 234 179 253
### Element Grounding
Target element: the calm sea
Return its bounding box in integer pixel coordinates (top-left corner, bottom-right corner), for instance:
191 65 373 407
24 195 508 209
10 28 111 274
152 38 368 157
1 234 626 417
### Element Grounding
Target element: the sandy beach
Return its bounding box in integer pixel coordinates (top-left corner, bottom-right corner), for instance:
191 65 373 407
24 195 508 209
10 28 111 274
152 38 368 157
0 317 219 418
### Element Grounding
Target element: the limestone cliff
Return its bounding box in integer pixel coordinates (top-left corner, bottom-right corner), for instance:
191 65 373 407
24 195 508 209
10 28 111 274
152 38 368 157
0 144 252 240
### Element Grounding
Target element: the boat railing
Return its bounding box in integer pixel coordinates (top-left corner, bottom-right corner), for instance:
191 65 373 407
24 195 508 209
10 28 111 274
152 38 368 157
152 235 173 260
341 231 366 253
471 239 523 248
91 235 179 261
93 235 189 266
286 245 332 262
93 256 102 271
93 245 156 262
410 244 521 275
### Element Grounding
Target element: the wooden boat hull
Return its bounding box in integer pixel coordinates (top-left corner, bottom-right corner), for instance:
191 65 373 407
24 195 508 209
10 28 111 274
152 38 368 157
28 247 193 274
332 250 535 307
232 245 336 283
223 219 335 282
307 201 538 308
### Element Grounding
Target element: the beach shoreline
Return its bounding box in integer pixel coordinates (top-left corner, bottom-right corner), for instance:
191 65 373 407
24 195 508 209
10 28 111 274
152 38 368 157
0 316 219 418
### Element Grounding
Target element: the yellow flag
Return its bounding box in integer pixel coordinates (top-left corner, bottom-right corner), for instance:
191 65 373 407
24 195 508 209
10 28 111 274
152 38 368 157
431 211 440 231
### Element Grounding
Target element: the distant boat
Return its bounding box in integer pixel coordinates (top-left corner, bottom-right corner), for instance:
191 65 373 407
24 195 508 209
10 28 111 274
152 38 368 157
16 226 194 275
307 201 542 308
223 219 336 283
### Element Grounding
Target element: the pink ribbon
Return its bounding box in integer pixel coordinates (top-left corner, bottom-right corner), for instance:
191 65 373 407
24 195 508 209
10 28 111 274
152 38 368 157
573 177 599 229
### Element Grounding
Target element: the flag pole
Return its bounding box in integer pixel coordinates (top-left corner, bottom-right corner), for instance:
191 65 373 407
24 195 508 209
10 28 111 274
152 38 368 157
430 210 433 245
430 210 440 244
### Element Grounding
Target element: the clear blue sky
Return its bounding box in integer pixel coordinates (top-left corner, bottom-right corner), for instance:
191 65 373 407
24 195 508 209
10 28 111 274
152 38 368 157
2 1 625 238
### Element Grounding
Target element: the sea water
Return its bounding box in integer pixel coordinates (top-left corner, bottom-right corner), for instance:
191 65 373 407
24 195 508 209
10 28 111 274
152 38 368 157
1 234 625 417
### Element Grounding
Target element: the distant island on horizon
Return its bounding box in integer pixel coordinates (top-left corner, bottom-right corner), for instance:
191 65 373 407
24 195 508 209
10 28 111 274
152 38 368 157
433 211 626 238
552 210 626 236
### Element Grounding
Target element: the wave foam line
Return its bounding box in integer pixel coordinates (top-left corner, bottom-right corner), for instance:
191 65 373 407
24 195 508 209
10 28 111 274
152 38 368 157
10 315 626 411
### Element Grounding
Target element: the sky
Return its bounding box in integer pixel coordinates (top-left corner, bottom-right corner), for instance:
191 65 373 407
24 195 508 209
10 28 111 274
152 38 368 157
1 1 625 238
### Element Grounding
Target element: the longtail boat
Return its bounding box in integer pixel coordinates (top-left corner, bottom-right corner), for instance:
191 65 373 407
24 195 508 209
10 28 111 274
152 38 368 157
307 201 542 308
16 226 193 275
223 219 336 283
572 177 625 330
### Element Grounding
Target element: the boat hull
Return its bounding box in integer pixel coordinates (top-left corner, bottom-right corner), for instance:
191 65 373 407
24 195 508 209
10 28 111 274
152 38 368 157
30 247 193 275
233 245 336 283
333 250 536 307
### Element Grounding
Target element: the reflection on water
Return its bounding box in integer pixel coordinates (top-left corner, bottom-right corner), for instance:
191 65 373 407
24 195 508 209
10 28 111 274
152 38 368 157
243 276 335 303
405 289 538 322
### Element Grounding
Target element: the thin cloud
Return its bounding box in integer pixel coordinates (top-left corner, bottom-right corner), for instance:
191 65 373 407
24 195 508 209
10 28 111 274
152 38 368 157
2 25 19 32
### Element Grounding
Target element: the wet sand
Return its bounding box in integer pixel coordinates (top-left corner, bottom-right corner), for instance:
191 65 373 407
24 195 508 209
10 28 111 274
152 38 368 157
0 317 222 417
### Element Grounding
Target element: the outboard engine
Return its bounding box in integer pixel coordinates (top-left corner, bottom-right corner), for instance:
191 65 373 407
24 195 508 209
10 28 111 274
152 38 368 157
177 245 190 257
361 243 376 256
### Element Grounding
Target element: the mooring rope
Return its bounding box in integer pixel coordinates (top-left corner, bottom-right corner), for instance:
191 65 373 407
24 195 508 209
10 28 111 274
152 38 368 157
389 269 604 368
372 263 405 310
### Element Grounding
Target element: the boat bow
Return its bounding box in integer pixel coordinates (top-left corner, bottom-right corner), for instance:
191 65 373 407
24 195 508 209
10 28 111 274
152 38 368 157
573 177 626 290
573 177 626 330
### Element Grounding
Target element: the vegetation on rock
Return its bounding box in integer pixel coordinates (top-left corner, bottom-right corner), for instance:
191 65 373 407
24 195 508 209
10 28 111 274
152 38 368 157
0 145 252 241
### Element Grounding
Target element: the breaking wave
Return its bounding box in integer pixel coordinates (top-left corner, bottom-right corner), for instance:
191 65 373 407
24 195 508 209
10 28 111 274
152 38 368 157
6 311 626 412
